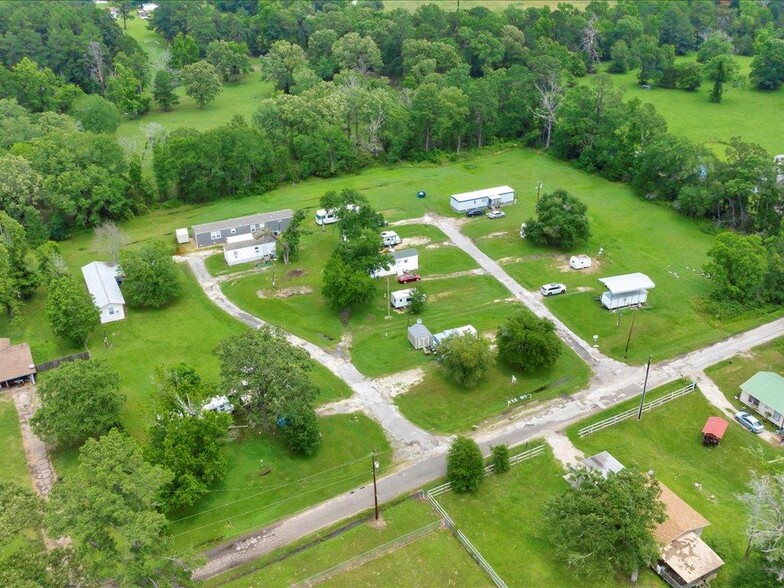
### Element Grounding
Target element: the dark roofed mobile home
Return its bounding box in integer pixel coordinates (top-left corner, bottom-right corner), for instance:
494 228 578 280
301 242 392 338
192 209 294 248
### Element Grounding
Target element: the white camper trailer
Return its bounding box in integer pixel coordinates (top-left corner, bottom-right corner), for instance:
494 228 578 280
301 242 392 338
569 255 592 270
381 230 402 247
315 204 359 226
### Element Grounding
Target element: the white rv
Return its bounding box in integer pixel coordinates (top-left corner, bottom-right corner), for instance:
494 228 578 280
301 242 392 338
381 231 402 247
569 255 592 270
202 395 234 414
315 204 359 226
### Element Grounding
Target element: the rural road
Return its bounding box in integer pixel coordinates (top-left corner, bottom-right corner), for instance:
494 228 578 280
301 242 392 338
178 224 784 580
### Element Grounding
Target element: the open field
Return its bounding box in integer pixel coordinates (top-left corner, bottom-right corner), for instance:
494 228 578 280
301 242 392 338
705 336 784 415
202 498 486 588
169 412 392 551
0 397 30 487
568 386 784 586
437 445 661 587
602 55 784 157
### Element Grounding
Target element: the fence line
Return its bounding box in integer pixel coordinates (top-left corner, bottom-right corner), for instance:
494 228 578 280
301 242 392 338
291 520 443 587
34 351 90 373
577 382 696 438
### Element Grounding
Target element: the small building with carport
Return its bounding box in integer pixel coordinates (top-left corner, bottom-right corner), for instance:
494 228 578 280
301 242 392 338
0 338 36 388
407 321 432 350
598 272 655 310
701 416 728 446
223 234 277 266
449 186 516 212
739 371 784 427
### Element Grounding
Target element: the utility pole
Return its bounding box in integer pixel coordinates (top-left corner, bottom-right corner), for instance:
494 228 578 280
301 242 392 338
386 276 391 319
536 181 543 203
371 450 380 521
637 355 653 420
624 310 637 357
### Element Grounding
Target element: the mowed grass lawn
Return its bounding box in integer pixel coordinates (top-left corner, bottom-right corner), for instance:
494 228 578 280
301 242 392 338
0 397 30 487
203 498 487 588
460 151 784 364
437 446 662 587
567 387 784 586
169 412 392 552
705 336 784 413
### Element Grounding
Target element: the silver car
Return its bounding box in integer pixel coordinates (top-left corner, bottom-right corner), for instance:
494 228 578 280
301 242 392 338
735 411 764 434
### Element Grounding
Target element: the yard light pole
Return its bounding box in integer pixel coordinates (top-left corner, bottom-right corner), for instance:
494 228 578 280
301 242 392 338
624 310 637 358
386 277 391 319
536 181 543 204
371 450 380 521
637 355 653 420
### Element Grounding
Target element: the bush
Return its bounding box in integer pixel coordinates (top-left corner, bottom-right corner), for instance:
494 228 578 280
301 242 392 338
447 436 484 493
491 444 510 473
408 287 426 314
437 333 491 388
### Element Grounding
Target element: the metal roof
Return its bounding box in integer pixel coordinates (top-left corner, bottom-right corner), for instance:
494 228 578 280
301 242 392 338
741 372 784 413
223 235 276 252
661 531 724 585
581 451 625 478
392 288 413 299
701 416 728 439
392 248 417 260
81 262 125 308
192 209 293 235
0 339 36 382
408 323 431 339
450 185 515 202
598 272 655 294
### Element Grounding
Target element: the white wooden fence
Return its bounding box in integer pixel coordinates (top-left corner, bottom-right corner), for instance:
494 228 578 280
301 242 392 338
577 382 696 438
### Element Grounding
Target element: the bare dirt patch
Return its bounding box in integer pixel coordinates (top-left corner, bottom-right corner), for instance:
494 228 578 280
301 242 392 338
402 236 431 247
428 268 485 280
286 269 305 278
483 231 510 239
497 256 526 265
372 368 425 399
256 286 313 298
575 286 595 293
425 241 455 249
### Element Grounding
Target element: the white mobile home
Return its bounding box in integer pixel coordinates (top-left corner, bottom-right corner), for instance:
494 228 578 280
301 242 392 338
431 324 477 347
598 273 655 310
81 261 125 324
372 248 419 278
407 322 432 349
223 234 276 266
450 185 516 212
192 209 293 248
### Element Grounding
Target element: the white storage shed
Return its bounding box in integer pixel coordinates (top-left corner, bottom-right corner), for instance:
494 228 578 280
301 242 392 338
450 186 516 212
407 322 432 350
598 273 655 310
432 324 478 347
223 234 276 266
175 228 189 244
372 248 419 278
81 261 126 324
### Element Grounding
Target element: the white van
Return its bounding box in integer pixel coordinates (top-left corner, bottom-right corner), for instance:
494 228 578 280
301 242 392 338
315 209 339 225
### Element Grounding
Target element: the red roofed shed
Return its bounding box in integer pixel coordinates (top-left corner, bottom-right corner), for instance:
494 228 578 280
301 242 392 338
702 416 728 446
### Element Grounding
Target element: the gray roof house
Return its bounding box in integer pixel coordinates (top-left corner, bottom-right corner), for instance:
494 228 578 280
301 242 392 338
192 209 293 248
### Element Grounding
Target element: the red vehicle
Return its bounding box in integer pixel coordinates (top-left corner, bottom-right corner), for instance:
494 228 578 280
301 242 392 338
397 272 421 284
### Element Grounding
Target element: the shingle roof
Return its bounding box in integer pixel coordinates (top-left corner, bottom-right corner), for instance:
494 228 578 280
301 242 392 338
741 372 784 414
192 209 293 235
81 262 125 308
598 273 655 294
0 340 36 383
654 483 711 546
392 248 417 260
662 530 724 584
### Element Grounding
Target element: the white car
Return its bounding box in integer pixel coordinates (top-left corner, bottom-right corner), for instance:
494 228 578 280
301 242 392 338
486 210 506 219
540 283 567 296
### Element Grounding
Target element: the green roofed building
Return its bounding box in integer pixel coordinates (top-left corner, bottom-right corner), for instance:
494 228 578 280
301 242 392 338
739 372 784 427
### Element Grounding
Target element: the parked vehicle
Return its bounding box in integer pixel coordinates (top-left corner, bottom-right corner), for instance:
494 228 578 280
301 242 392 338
735 411 764 434
315 204 359 226
202 395 234 414
381 230 402 247
486 210 506 219
466 207 485 217
397 272 421 284
540 283 567 296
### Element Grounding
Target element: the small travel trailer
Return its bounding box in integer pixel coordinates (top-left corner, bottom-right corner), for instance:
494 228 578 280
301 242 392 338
569 255 592 270
202 395 234 414
390 288 425 310
315 204 359 226
381 230 402 247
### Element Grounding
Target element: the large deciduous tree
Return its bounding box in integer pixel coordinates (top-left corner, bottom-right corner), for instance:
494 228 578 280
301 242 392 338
0 211 40 304
447 436 484 493
750 37 784 90
704 54 740 103
545 468 666 581
179 60 223 108
278 208 306 264
215 327 321 446
525 189 590 249
106 63 150 118
70 95 121 133
332 32 383 75
438 332 492 388
119 241 181 308
207 40 252 83
46 430 192 588
261 40 308 94
322 253 376 311
45 276 100 346
497 311 561 373
152 69 180 111
31 360 123 448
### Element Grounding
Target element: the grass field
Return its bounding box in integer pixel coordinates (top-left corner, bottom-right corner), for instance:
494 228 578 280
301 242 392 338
437 446 662 587
0 397 30 488
169 412 392 552
568 387 784 586
705 336 784 414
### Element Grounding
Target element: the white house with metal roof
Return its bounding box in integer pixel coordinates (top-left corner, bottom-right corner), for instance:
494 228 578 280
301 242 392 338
372 248 419 278
740 372 784 427
449 185 516 212
598 272 655 310
192 209 293 248
223 234 277 266
81 261 125 324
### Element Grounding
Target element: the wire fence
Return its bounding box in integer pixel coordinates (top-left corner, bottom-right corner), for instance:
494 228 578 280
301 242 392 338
291 520 443 587
577 382 696 438
34 351 90 373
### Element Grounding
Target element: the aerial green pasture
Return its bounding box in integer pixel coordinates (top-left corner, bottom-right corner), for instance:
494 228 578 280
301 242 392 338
568 386 783 586
437 445 662 587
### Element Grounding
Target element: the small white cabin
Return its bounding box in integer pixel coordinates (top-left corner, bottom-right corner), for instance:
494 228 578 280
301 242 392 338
175 228 189 244
598 273 655 310
81 261 126 324
450 185 515 212
223 234 276 266
570 254 592 270
431 324 477 347
373 248 418 278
